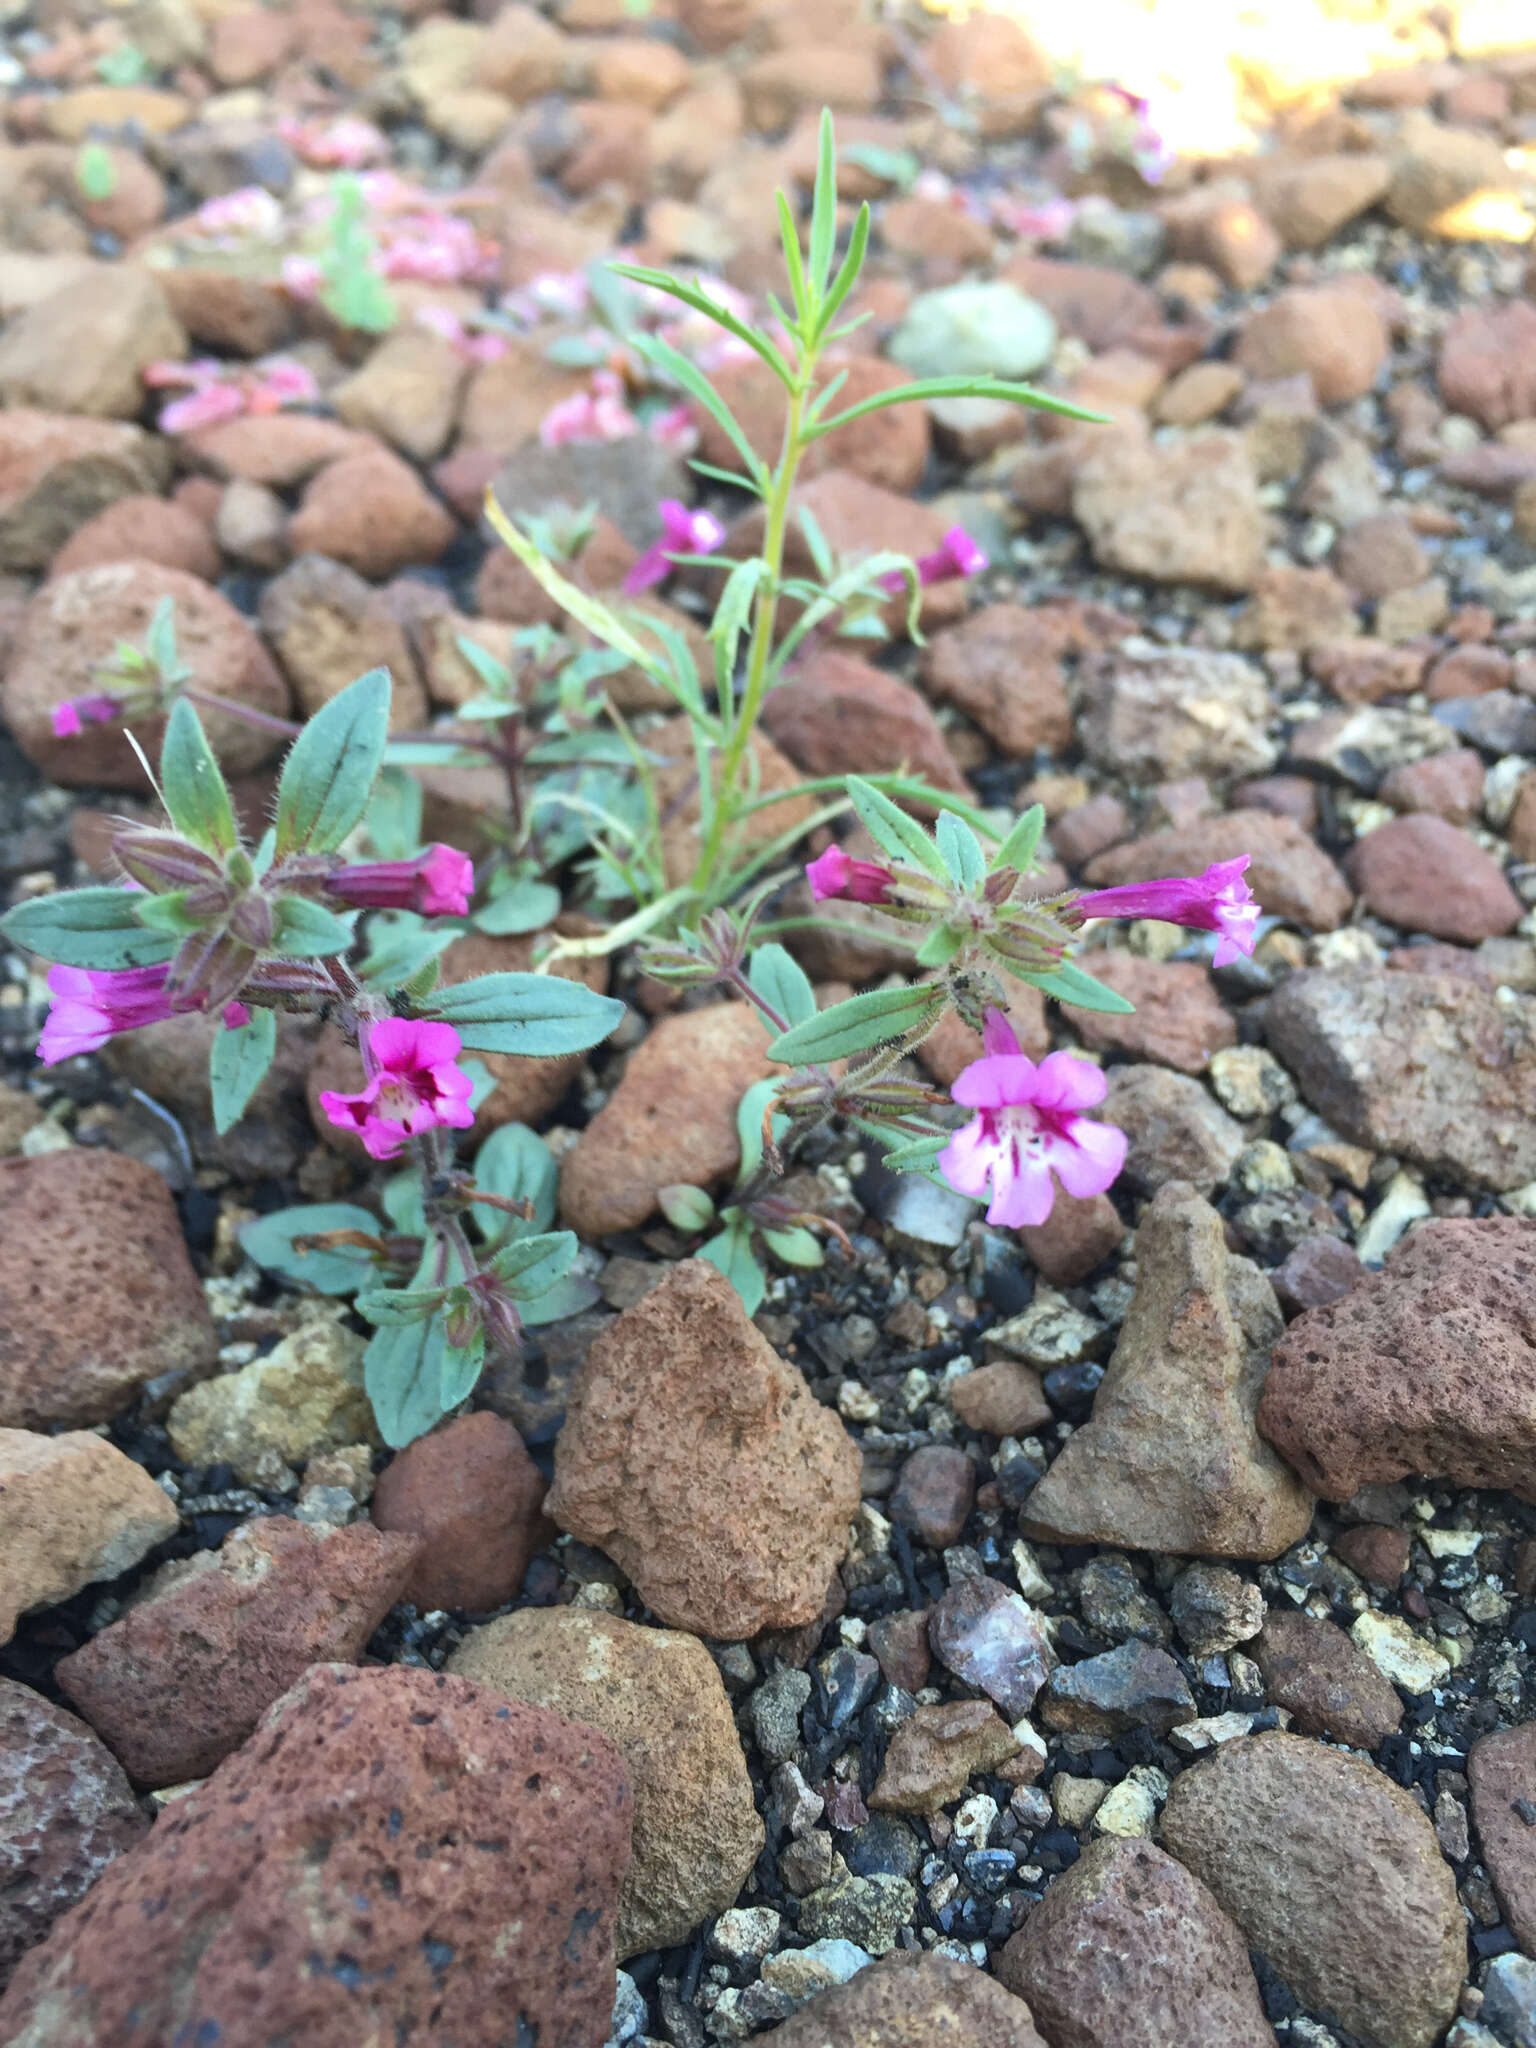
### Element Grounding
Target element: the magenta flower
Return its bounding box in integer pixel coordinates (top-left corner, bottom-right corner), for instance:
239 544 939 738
805 846 896 905
622 501 727 595
326 844 474 917
318 1016 476 1160
938 1009 1126 1227
51 693 123 739
37 965 247 1064
880 525 989 595
1073 857 1260 968
540 369 638 449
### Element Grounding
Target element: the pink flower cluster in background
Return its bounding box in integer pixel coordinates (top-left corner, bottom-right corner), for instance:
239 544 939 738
277 115 389 170
540 367 639 448
319 1017 476 1160
192 185 285 242
143 354 319 435
414 304 509 365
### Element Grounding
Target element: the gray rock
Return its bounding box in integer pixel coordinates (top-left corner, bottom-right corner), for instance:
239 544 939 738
489 437 689 549
1103 1068 1246 1197
797 1873 917 1957
1482 1954 1536 2048
927 1576 1056 1720
1077 1555 1173 1645
1079 645 1277 782
889 281 1056 380
1040 1641 1195 1740
750 1668 813 1764
1170 1565 1266 1658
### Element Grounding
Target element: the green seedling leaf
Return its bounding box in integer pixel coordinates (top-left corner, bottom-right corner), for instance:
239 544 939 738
991 802 1047 872
805 375 1111 441
272 896 358 957
473 875 561 937
488 1229 579 1302
607 261 793 386
736 1077 789 1179
762 1224 823 1268
422 971 624 1058
632 330 775 479
273 667 392 856
209 1006 275 1134
484 493 672 682
520 1271 601 1326
239 1201 383 1295
365 1312 451 1448
356 911 458 989
1022 960 1137 1014
936 811 986 891
1 887 177 971
699 1215 767 1316
913 925 965 969
748 943 817 1031
470 1122 557 1241
658 1183 716 1232
768 981 948 1065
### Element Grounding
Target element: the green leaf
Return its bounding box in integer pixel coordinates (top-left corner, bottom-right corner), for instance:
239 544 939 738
632 330 774 482
698 1216 767 1315
936 811 986 891
776 188 809 318
473 876 561 937
805 376 1111 442
913 925 965 969
736 1077 788 1179
380 1171 427 1236
158 697 238 853
1021 960 1137 1014
272 896 358 957
606 261 793 387
365 768 424 861
133 892 204 935
239 1201 383 1294
768 981 948 1065
797 504 834 582
440 1326 486 1411
365 1313 451 1448
808 108 837 299
749 943 817 1031
846 775 949 882
469 1122 557 1241
488 1229 578 1302
75 140 117 201
819 199 871 333
857 1122 949 1179
484 495 673 685
520 1271 601 1326
356 1285 449 1326
762 1224 824 1268
273 668 392 857
659 1182 716 1231
991 802 1047 873
841 143 918 187
711 557 767 704
421 972 624 1057
1 887 177 970
208 1006 275 1134
356 912 458 989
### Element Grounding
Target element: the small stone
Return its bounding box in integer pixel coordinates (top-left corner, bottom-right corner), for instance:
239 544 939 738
1162 1730 1463 2048
0 270 184 420
1170 1565 1265 1659
748 1668 813 1765
1260 1219 1536 1502
1102 1068 1246 1196
0 1431 178 1646
1155 360 1245 428
0 1150 217 1430
370 1411 550 1613
0 1679 147 1988
49 494 220 583
760 1951 1047 2045
288 447 455 580
1071 956 1236 1075
1040 1641 1195 1740
1233 565 1359 653
1073 436 1266 594
1235 284 1388 405
559 1005 777 1237
762 650 968 795
868 1698 1020 1813
0 1665 632 2046
1480 1954 1536 2048
927 1576 1056 1721
1265 969 1536 1192
796 1874 917 1958
1388 113 1520 236
889 281 1055 380
332 327 467 465
1331 1524 1409 1587
1090 1769 1163 1839
997 1836 1274 2048
919 603 1079 757
1251 1612 1404 1748
866 1609 931 1694
1272 1236 1366 1318
990 1288 1105 1368
1468 1723 1536 1955
1346 816 1521 943
1334 513 1430 600
55 1516 418 1787
167 1314 377 1487
0 411 169 572
1023 1185 1314 1559
888 1445 976 1551
547 1261 860 1639
449 1605 761 1958
1439 302 1536 433
1018 1191 1124 1287
709 1905 782 1970
1258 153 1392 249
1379 748 1486 827
1209 1046 1296 1119
1077 1555 1172 1646
1348 1611 1451 1694
949 1362 1052 1438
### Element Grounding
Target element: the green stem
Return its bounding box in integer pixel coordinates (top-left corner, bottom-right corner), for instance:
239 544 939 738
688 370 813 897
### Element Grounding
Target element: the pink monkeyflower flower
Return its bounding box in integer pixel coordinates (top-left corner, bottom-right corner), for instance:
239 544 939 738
248 357 319 412
37 964 248 1064
280 253 323 300
622 500 726 594
280 115 388 169
938 1008 1126 1227
880 525 989 597
647 403 698 453
51 693 123 739
158 382 245 434
1073 857 1260 968
318 1016 476 1160
194 186 284 239
326 843 475 917
805 845 896 905
540 369 639 449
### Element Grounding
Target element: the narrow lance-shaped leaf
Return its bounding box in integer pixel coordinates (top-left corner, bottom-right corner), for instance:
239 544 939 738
160 697 238 855
421 971 625 1057
936 811 986 891
768 981 948 1065
991 802 1046 873
483 493 672 684
273 667 392 856
804 376 1111 440
0 888 177 970
845 775 949 883
1020 959 1137 1014
208 1006 276 1134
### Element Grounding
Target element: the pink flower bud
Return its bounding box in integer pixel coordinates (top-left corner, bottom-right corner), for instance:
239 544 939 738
805 846 896 905
51 693 123 739
325 844 474 917
1073 857 1260 967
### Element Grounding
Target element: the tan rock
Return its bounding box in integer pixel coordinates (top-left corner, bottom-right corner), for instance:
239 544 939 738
332 327 467 464
1072 432 1266 593
1022 1185 1314 1559
167 1314 378 1486
0 268 184 419
1386 111 1518 234
43 87 190 140
258 553 426 729
559 1002 778 1238
0 1430 178 1644
288 447 456 579
0 410 169 573
47 494 219 583
450 1606 762 1955
868 1698 1021 1812
1255 153 1391 249
547 1259 861 1638
1235 284 1387 406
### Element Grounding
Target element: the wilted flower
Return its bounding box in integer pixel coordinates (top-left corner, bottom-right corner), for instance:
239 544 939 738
938 1008 1126 1227
318 1017 476 1160
1073 857 1260 967
622 500 726 594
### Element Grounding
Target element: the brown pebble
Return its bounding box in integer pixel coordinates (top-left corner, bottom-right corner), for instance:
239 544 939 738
889 1444 977 1551
1332 1523 1411 1587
